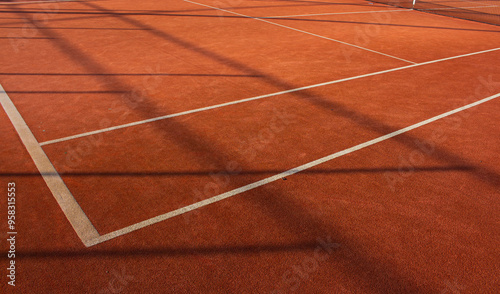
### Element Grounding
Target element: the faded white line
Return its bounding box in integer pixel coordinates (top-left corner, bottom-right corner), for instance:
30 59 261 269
0 84 99 247
40 47 500 146
184 0 417 64
420 5 500 11
456 0 494 6
85 91 500 247
261 9 410 19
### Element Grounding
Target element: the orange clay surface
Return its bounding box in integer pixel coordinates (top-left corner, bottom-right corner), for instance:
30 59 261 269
1 0 499 293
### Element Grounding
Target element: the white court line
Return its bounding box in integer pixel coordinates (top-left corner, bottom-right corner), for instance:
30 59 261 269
183 0 417 64
40 47 500 146
420 5 500 11
261 9 410 19
0 84 100 247
84 92 500 247
457 0 493 6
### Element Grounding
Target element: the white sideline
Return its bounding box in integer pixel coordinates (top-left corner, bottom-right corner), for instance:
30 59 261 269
0 84 100 247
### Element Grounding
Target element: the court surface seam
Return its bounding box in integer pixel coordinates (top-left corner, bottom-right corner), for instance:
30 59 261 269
183 0 417 64
0 84 100 247
39 47 500 146
84 92 500 247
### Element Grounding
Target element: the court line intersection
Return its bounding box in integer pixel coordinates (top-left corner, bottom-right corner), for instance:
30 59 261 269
1 3 498 246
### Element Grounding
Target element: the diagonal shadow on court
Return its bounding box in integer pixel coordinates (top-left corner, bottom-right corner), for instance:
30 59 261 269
0 72 263 77
2 241 334 259
0 165 476 177
5 2 499 293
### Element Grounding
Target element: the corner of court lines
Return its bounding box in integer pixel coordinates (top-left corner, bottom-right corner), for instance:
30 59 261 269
2 45 499 248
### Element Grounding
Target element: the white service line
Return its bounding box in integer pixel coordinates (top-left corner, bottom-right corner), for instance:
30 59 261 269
0 84 100 247
40 47 500 146
261 9 410 19
85 91 500 247
420 5 500 11
183 0 417 64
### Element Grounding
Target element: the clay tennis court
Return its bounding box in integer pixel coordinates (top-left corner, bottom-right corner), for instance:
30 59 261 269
1 0 499 293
